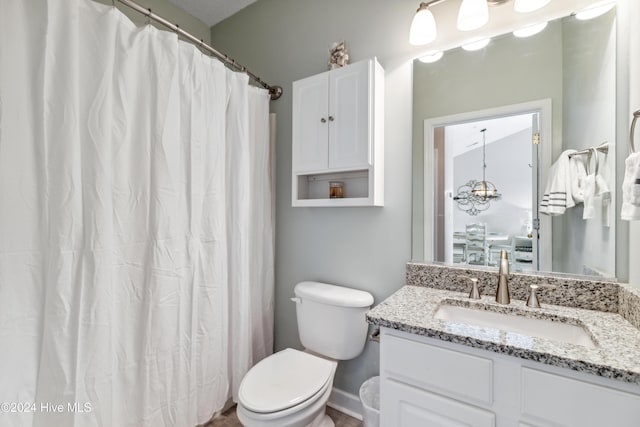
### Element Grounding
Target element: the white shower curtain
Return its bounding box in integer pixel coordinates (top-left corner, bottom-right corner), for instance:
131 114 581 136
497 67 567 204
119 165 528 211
0 0 274 426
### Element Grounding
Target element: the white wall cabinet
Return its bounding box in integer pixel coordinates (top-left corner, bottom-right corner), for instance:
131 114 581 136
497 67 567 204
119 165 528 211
292 58 384 207
380 328 640 427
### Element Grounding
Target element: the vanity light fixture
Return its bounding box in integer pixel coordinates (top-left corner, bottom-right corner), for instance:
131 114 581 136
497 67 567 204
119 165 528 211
409 1 440 46
514 0 551 13
418 51 444 63
513 21 548 37
461 37 491 51
453 129 501 216
409 0 554 47
457 0 490 31
575 1 616 21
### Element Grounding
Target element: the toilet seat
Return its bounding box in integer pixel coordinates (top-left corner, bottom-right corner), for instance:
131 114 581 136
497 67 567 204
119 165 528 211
239 348 334 414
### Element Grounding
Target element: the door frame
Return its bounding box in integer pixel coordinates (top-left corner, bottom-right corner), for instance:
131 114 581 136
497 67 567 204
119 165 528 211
423 99 553 272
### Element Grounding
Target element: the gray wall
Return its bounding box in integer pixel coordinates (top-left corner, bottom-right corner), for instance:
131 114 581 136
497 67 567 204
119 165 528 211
95 0 211 43
211 0 417 395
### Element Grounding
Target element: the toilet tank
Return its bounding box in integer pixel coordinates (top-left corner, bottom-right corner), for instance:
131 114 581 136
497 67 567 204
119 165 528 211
294 281 374 360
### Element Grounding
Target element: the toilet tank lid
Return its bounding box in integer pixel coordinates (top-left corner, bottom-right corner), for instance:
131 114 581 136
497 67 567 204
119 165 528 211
294 281 374 308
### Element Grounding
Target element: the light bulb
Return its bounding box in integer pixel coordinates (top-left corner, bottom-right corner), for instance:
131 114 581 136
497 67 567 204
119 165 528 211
457 0 489 32
575 1 616 20
514 0 551 13
418 51 444 63
462 38 490 51
513 22 548 38
410 4 437 46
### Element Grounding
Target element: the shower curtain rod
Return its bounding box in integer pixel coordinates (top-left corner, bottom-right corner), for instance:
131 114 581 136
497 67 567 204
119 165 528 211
116 0 283 100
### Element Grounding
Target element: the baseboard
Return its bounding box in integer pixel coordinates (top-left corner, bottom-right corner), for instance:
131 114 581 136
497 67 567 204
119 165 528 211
327 387 363 420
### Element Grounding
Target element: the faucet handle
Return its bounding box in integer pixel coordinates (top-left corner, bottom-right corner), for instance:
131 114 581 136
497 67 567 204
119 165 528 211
458 275 481 300
526 285 541 308
526 283 558 308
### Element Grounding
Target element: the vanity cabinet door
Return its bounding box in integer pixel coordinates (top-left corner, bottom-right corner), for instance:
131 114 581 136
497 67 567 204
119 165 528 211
520 367 640 427
382 378 495 427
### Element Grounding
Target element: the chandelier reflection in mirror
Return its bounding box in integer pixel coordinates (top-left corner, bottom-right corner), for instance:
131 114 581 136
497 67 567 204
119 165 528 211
453 128 501 215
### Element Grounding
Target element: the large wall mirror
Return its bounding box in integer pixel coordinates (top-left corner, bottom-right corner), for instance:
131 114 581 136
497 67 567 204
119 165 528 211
412 6 622 279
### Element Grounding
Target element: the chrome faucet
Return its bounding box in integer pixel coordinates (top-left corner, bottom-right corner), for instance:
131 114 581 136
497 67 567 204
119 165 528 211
495 250 510 304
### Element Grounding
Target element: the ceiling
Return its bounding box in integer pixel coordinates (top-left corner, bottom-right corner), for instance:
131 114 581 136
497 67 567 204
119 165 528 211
168 0 258 27
446 114 534 158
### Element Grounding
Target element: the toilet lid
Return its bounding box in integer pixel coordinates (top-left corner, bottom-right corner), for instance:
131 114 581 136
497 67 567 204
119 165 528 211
239 348 334 413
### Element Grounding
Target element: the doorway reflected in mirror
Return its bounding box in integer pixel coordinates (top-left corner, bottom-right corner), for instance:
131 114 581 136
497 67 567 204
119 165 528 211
433 113 538 273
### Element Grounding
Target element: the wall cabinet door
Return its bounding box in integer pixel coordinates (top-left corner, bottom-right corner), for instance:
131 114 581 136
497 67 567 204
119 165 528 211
328 59 372 170
382 378 495 427
293 59 375 173
292 71 329 173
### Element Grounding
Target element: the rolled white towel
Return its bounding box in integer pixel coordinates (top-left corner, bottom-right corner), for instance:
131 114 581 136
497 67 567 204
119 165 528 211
568 155 587 205
596 172 612 226
582 173 596 219
541 150 577 215
621 152 640 221
595 174 610 196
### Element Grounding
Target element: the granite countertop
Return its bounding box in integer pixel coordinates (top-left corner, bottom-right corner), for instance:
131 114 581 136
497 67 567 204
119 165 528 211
367 285 640 384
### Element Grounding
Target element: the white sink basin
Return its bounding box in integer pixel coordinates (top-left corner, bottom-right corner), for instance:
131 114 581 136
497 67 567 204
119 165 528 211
434 304 597 348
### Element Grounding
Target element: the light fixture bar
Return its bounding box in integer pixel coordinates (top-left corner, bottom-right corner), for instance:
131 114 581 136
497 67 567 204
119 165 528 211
422 0 447 8
514 0 551 13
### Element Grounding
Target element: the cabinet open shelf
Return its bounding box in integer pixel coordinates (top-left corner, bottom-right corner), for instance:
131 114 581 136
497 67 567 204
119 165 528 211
293 168 381 207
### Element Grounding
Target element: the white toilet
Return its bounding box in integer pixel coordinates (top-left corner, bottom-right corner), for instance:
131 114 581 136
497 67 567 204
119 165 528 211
237 281 374 427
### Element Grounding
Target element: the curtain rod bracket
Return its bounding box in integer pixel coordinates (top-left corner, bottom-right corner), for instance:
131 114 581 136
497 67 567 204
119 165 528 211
269 86 283 100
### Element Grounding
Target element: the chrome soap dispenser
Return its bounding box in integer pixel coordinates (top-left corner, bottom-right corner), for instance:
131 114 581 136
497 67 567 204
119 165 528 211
496 250 510 304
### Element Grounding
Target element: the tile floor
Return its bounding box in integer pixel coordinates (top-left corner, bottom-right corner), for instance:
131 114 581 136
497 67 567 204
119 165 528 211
205 405 363 427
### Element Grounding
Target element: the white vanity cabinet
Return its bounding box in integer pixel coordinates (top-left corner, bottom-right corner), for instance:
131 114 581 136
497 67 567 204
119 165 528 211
380 328 640 427
291 58 384 207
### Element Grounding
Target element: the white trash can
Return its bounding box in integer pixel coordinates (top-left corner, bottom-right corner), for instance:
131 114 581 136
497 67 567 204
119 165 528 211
359 376 380 427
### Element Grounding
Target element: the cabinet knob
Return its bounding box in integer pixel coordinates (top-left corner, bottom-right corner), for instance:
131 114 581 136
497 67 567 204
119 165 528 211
328 116 335 122
320 117 327 123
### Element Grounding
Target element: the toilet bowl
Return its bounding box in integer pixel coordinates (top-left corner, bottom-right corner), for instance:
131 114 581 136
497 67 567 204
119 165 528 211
237 281 374 427
237 348 337 427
